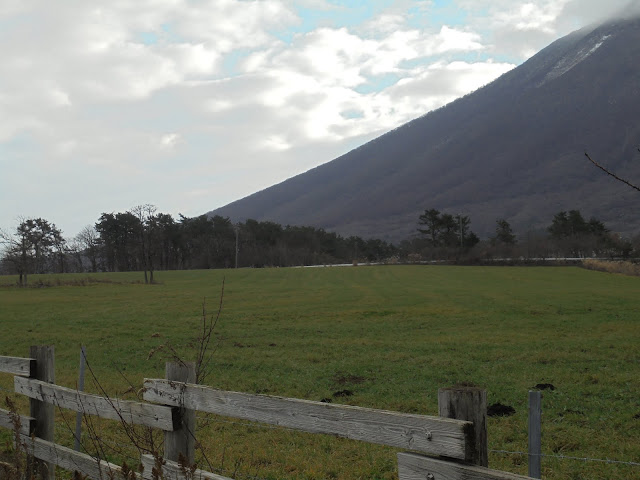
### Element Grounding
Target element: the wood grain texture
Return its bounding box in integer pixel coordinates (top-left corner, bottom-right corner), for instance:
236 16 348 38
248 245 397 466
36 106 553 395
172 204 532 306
141 455 232 480
0 356 35 376
19 434 131 480
29 345 55 480
398 453 535 480
15 376 178 431
438 387 487 466
0 408 34 436
143 379 471 459
164 362 196 464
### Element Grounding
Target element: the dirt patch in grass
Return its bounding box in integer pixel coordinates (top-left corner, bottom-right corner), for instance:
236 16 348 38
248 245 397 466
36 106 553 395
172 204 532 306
332 373 367 385
532 383 556 391
487 403 516 417
332 389 354 398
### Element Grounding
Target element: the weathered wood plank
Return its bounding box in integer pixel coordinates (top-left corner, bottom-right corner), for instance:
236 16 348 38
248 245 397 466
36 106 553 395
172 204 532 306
143 379 471 459
30 345 55 480
15 376 178 431
438 386 488 466
0 356 35 376
0 408 35 436
164 363 196 464
141 454 232 480
19 435 132 480
398 452 535 480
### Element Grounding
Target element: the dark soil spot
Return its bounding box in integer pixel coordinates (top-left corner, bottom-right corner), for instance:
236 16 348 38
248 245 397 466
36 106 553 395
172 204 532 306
533 383 556 391
332 373 367 385
559 408 584 417
268 343 277 347
320 398 332 403
633 412 640 419
450 381 479 389
233 342 249 348
332 389 354 398
487 403 516 417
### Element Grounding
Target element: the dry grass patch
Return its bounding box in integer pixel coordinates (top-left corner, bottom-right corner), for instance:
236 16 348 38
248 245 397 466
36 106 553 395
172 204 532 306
582 259 640 276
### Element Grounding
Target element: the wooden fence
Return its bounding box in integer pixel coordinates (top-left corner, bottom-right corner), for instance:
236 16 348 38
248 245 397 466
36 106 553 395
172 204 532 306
0 346 534 480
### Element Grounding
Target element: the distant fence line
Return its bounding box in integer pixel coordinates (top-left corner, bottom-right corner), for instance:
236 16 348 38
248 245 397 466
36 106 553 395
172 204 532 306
0 346 535 480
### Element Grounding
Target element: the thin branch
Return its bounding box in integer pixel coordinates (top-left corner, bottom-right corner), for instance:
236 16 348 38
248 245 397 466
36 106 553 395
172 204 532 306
585 151 640 192
196 279 225 384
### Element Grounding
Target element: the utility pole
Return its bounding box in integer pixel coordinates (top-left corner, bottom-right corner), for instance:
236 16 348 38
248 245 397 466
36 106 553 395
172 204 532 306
234 224 239 269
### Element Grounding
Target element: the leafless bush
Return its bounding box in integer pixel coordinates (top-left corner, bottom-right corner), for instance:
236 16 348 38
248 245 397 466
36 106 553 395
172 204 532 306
2 396 33 480
582 259 640 276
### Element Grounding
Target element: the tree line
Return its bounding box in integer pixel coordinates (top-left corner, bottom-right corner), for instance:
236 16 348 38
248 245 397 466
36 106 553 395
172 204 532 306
0 206 396 285
1 206 636 285
402 208 634 261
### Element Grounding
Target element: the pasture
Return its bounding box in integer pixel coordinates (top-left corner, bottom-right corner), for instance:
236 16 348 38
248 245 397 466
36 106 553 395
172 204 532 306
0 266 638 479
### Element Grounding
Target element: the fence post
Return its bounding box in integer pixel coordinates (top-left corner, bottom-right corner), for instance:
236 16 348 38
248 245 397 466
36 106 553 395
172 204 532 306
164 362 196 465
29 345 55 480
438 386 488 467
74 345 87 452
528 390 542 478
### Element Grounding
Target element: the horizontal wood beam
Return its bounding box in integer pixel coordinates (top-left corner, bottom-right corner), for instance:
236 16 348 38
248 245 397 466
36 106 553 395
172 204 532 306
0 356 35 377
141 454 232 480
143 379 471 459
398 452 535 480
0 408 35 436
19 435 132 480
15 376 178 431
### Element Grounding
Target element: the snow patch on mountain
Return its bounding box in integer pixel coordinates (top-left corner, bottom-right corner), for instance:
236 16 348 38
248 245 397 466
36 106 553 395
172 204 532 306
540 34 612 85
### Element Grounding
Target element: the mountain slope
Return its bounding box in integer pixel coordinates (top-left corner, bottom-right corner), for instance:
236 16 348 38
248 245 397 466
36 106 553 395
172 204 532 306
209 15 640 242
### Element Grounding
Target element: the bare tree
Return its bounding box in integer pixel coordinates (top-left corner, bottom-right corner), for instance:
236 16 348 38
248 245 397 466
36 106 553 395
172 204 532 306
129 205 157 284
76 225 101 272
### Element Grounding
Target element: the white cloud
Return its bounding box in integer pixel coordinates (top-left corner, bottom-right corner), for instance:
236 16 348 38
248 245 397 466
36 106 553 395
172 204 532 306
492 1 569 33
0 0 627 237
54 140 77 157
458 0 631 58
160 133 181 149
262 135 292 152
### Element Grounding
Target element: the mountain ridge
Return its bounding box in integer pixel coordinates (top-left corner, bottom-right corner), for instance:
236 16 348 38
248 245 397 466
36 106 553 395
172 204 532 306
209 15 640 242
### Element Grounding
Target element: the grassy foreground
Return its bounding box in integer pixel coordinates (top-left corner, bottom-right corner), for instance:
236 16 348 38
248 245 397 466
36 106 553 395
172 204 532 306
0 266 639 479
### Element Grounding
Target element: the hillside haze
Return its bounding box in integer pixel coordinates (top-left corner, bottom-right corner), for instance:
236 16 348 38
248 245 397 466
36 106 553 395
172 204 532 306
209 14 640 242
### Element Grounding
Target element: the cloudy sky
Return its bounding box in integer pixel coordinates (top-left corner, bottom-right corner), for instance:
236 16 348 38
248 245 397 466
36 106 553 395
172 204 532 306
0 0 630 239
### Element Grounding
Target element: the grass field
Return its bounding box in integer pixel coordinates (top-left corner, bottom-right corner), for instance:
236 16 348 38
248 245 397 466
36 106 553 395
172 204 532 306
0 266 639 479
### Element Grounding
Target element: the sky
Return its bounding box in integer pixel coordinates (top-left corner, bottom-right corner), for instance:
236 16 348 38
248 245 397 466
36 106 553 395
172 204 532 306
0 0 631 239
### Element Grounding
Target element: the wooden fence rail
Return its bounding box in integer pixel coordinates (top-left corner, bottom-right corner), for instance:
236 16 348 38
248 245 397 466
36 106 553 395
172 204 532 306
0 348 534 480
398 452 534 480
18 435 128 480
0 356 35 377
0 409 34 436
143 379 471 459
14 376 178 431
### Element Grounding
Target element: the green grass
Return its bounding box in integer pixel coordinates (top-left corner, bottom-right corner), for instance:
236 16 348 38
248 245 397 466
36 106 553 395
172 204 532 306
1 266 639 479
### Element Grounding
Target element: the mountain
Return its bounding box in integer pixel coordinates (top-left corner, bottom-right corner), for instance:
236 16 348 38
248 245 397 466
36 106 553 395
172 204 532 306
209 14 640 242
